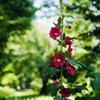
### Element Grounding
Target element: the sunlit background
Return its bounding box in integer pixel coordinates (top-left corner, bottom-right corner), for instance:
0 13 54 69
0 0 100 100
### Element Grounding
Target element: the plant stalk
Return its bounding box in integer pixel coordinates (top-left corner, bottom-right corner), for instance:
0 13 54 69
60 0 64 86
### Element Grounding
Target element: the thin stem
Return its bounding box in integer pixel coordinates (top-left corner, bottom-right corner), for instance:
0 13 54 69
55 73 59 79
60 2 64 52
61 66 63 85
60 0 64 86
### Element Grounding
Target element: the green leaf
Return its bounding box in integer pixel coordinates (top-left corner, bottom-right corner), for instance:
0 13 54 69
66 20 74 24
90 72 100 90
57 17 61 27
89 72 100 78
64 81 69 84
54 96 63 100
65 14 74 19
71 37 78 40
76 61 87 68
50 85 60 97
62 51 71 58
72 83 88 94
48 67 60 78
91 79 100 90
71 83 76 87
59 0 62 5
53 17 61 27
57 39 61 44
67 60 83 68
58 41 66 47
53 22 57 26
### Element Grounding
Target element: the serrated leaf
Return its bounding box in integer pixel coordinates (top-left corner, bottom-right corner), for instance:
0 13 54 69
50 85 60 97
54 96 63 100
48 67 60 78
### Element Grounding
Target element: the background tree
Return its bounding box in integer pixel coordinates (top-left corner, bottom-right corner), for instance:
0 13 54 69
0 22 55 93
0 0 36 84
65 0 100 99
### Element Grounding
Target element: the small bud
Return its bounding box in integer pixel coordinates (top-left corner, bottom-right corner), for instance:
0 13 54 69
69 55 73 59
53 79 59 85
67 25 72 29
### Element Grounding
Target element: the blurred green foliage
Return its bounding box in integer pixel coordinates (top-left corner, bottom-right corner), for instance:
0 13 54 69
0 0 100 99
65 0 100 99
0 0 36 76
0 86 16 99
